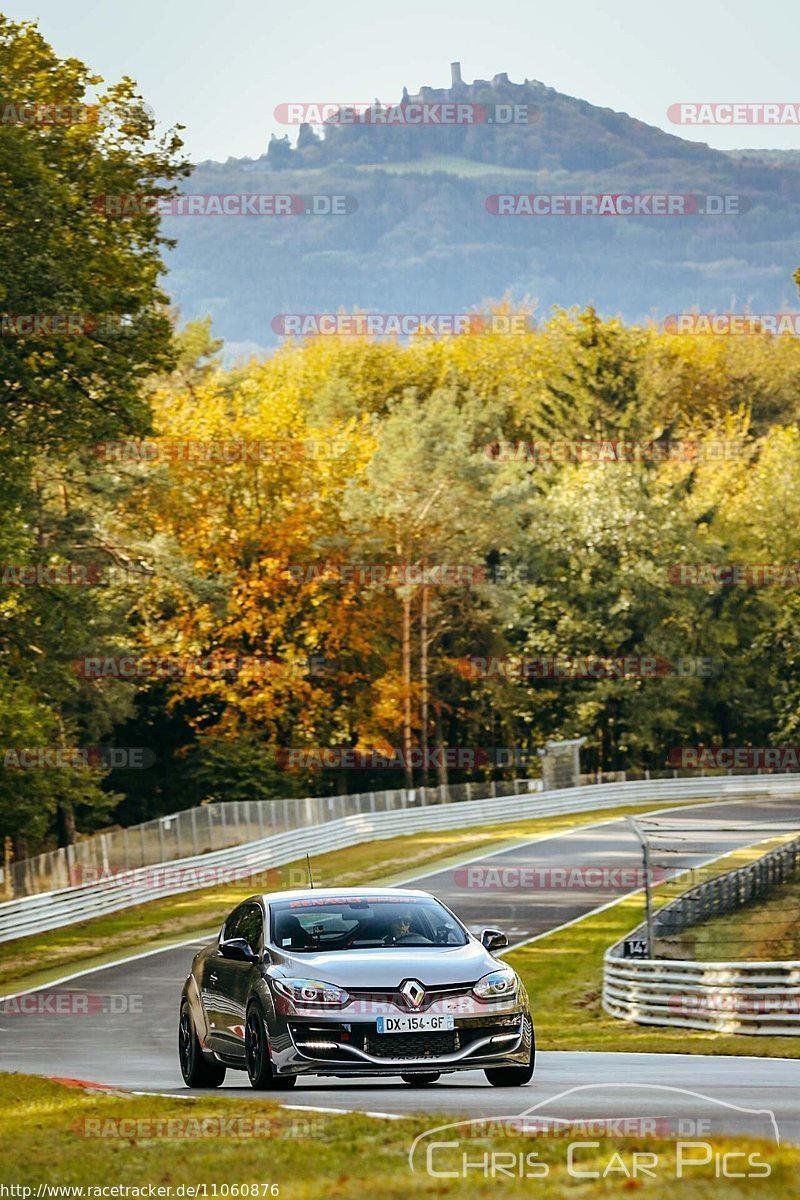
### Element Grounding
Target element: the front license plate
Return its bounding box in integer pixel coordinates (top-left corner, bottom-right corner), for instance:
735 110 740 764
375 1014 455 1034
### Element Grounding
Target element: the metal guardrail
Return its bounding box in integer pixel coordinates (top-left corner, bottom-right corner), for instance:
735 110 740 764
653 836 800 939
7 777 537 898
0 781 550 944
603 958 800 1036
2 773 799 945
603 835 800 1036
11 763 795 898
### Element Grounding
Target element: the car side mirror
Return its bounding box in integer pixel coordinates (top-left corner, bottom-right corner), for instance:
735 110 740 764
219 937 258 963
480 928 509 952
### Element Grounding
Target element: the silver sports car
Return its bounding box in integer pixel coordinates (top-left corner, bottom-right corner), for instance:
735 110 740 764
179 886 535 1089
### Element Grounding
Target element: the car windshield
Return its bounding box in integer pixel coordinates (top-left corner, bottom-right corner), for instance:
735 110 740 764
270 896 468 952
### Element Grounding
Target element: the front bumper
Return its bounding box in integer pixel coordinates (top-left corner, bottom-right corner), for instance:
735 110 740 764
267 991 532 1076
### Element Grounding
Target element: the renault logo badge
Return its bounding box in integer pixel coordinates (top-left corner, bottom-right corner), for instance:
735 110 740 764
401 979 426 1009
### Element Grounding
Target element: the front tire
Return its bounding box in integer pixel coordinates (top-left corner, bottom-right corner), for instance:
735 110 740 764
484 1018 535 1087
245 1003 297 1090
401 1073 440 1086
179 1002 226 1088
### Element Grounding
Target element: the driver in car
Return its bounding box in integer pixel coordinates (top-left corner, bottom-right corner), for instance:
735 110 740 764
384 913 415 944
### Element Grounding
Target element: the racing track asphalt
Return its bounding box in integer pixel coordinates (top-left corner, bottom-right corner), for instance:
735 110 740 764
1 795 798 1140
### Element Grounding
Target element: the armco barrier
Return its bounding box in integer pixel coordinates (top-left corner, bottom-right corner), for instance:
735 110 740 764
603 834 800 1036
2 773 799 945
653 835 800 938
603 956 800 1035
9 766 791 897
8 777 539 897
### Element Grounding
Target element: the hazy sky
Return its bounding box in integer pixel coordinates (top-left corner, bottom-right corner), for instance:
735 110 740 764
6 0 799 161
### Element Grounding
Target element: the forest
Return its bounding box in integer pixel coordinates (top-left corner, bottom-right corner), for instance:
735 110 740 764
3 15 800 857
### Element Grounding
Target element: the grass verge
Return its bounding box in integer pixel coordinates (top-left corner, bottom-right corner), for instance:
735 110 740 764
510 835 800 1058
0 798 704 994
0 1073 796 1197
669 876 800 961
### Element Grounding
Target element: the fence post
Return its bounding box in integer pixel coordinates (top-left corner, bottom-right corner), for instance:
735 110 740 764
3 836 12 899
628 819 655 953
65 842 76 890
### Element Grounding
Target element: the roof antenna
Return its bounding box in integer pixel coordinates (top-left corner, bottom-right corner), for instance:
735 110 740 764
306 853 315 889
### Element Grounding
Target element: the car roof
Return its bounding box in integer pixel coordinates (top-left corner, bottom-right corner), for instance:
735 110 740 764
259 886 434 906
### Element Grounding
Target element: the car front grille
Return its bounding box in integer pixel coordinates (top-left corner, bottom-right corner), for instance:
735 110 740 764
289 1015 523 1062
363 1030 458 1059
346 983 473 1012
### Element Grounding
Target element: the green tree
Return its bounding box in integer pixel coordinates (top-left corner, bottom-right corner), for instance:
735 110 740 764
0 16 188 853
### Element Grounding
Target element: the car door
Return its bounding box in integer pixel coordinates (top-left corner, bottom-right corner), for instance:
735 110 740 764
205 902 263 1053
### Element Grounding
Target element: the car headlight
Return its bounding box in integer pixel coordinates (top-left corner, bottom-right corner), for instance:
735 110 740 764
473 968 518 1000
272 978 350 1007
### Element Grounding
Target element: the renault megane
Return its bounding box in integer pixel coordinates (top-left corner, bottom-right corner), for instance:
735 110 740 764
178 887 535 1089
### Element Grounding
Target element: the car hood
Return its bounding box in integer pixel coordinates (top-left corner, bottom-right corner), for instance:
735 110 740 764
271 941 497 988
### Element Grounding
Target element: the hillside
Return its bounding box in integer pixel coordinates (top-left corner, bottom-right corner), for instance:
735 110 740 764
161 69 800 352
264 71 722 172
